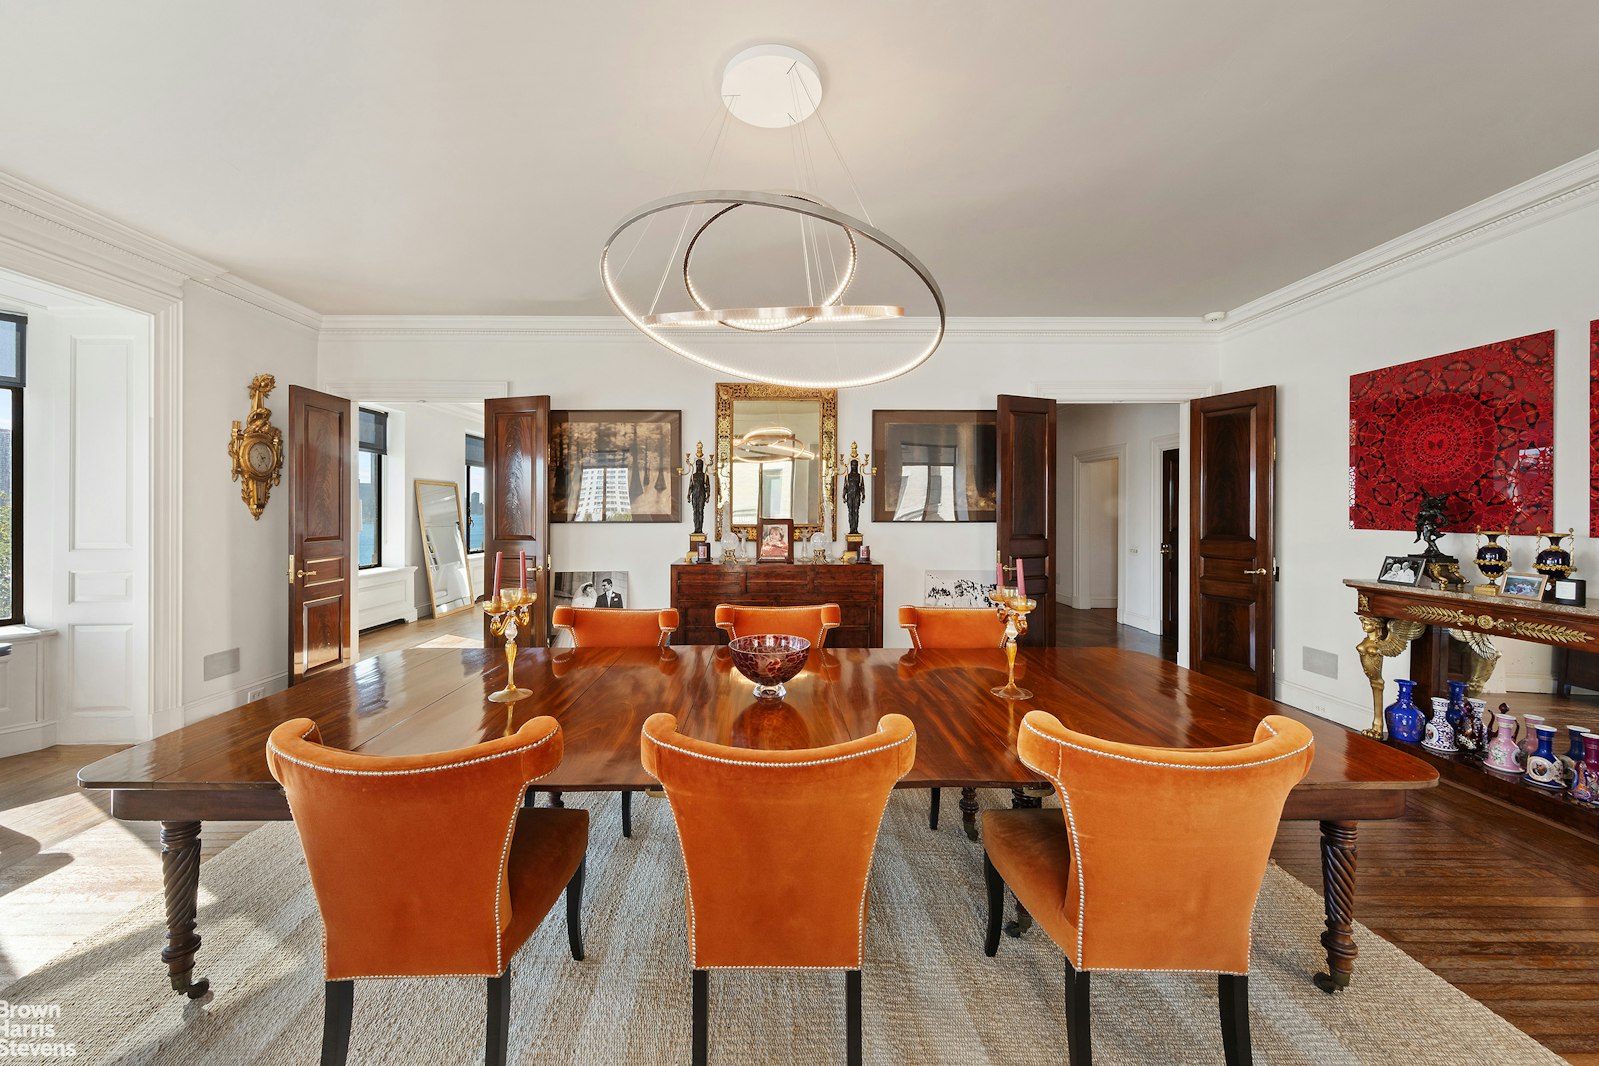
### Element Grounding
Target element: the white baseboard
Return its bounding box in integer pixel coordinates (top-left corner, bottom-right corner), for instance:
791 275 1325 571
182 671 291 729
58 709 141 745
1119 611 1160 636
0 720 57 758
1274 679 1371 731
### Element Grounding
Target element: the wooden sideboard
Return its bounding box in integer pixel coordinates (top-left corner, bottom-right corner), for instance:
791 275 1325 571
670 562 884 647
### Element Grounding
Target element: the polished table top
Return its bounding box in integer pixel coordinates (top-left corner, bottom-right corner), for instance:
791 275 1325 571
80 645 1436 801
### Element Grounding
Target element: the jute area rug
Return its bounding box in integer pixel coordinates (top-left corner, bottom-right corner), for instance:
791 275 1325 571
1 790 1566 1065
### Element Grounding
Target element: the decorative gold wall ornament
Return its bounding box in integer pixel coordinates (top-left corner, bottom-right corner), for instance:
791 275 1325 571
713 381 837 542
228 374 284 520
1400 604 1593 645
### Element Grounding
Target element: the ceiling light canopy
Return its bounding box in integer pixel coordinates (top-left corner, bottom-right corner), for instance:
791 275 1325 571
600 46 944 390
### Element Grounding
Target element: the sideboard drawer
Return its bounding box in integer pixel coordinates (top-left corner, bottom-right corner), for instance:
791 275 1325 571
671 562 882 647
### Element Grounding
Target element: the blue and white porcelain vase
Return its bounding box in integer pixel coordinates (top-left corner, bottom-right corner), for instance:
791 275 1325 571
1523 724 1563 789
1422 696 1458 754
1384 679 1423 743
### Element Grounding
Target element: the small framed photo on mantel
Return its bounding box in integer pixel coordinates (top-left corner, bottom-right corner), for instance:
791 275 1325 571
756 517 794 563
1500 572 1549 602
1377 555 1425 587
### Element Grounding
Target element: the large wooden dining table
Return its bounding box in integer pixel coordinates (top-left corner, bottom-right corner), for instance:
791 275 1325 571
79 643 1435 1000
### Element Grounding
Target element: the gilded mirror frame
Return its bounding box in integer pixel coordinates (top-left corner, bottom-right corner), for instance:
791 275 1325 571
714 382 837 542
414 478 475 618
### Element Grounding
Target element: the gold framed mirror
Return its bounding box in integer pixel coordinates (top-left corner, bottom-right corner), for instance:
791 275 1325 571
715 382 837 543
414 479 474 616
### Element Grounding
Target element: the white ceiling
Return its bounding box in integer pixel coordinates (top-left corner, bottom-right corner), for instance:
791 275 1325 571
4 2 1598 317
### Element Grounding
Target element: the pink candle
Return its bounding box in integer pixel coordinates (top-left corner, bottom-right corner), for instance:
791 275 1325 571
519 551 527 591
996 561 1004 592
492 551 503 597
1017 557 1026 593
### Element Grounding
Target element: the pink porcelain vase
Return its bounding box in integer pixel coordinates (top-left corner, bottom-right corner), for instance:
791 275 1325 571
1483 714 1522 774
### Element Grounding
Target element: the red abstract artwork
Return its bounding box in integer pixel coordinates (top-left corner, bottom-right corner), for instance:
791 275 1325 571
1590 320 1599 537
1349 330 1554 533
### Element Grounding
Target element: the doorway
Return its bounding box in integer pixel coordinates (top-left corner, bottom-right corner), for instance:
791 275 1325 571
1055 404 1180 658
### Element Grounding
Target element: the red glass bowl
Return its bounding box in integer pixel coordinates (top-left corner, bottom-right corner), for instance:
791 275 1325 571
727 634 811 699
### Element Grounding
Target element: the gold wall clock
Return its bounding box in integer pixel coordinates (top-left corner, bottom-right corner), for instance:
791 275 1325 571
228 373 284 519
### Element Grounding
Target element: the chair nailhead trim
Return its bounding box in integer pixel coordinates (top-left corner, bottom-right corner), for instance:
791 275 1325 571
267 726 558 777
1020 720 1312 771
641 729 914 769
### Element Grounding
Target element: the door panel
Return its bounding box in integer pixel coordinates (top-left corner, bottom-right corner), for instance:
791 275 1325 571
288 386 353 684
484 396 551 647
996 394 1057 646
1160 447 1179 640
1189 387 1275 696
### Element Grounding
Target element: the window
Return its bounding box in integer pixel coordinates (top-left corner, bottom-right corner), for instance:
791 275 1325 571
465 434 485 552
0 313 21 624
357 408 387 569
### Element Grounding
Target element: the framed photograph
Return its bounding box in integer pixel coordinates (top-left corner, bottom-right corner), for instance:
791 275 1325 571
925 570 999 607
1377 555 1424 586
872 410 997 523
1553 578 1587 606
550 410 681 523
756 518 794 563
1500 572 1549 601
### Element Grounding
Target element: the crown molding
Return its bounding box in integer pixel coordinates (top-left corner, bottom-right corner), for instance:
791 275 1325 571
1222 148 1599 336
193 274 322 332
317 313 1220 343
320 379 511 404
1034 381 1215 403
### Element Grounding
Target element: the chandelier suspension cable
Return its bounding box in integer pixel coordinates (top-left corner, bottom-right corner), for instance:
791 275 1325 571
797 73 874 228
648 104 734 316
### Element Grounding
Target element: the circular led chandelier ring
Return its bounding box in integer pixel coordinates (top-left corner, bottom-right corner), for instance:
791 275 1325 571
678 199 860 333
602 189 946 390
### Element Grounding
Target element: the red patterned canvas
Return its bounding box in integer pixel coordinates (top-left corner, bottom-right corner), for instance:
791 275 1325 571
1591 320 1599 537
1349 331 1554 533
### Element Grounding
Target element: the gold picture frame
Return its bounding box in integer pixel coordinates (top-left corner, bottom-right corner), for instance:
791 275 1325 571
1499 572 1548 601
714 382 837 542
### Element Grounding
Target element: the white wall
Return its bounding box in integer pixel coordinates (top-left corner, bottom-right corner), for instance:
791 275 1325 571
1054 403 1180 632
1219 192 1599 727
180 282 320 723
320 325 1219 647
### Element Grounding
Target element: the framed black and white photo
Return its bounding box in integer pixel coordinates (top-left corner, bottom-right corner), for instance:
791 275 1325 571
553 570 629 610
1377 555 1424 586
872 410 997 522
550 410 681 523
924 570 999 607
1500 572 1548 601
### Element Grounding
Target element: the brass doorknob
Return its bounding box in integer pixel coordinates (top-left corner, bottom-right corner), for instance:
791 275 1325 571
297 569 318 579
1159 543 1173 556
1244 567 1269 575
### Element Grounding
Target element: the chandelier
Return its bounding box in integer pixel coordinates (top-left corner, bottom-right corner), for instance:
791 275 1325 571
600 45 944 390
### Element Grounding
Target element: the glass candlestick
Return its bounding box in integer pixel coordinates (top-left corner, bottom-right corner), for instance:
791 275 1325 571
484 587 536 703
988 586 1037 700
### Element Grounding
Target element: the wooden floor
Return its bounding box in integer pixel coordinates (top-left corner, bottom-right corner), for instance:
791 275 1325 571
3 608 1596 1061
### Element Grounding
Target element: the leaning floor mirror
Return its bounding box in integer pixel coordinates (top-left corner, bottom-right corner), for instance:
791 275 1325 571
415 479 474 616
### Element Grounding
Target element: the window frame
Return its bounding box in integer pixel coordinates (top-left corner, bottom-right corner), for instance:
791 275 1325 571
465 433 485 554
357 408 387 570
0 312 23 626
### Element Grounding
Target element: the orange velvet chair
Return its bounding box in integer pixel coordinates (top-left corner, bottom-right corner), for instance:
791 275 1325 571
550 604 680 838
981 711 1314 1066
897 605 1007 832
714 603 841 647
640 712 917 1066
266 717 588 1066
551 605 679 648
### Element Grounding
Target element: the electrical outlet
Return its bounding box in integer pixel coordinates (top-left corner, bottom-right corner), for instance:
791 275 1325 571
246 686 266 703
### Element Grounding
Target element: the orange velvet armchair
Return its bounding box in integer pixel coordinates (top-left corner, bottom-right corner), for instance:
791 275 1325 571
897 605 1008 831
981 711 1313 1066
266 717 589 1066
550 604 680 839
714 603 841 647
551 605 679 648
640 712 916 1066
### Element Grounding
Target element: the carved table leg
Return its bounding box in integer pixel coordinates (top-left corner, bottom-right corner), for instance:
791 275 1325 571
160 821 210 998
1003 787 1045 938
1314 820 1358 993
1448 628 1500 697
1356 615 1425 739
959 787 979 842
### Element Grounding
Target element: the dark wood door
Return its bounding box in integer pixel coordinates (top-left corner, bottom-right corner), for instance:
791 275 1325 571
288 386 353 685
996 394 1057 646
1160 447 1180 640
484 395 551 647
1189 386 1275 696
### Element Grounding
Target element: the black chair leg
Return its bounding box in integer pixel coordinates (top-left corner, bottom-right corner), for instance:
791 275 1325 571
845 970 862 1066
565 858 586 961
622 790 633 838
320 980 353 1066
982 851 1005 956
1219 973 1252 1066
486 969 511 1066
1064 959 1092 1066
929 787 941 830
692 969 709 1066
